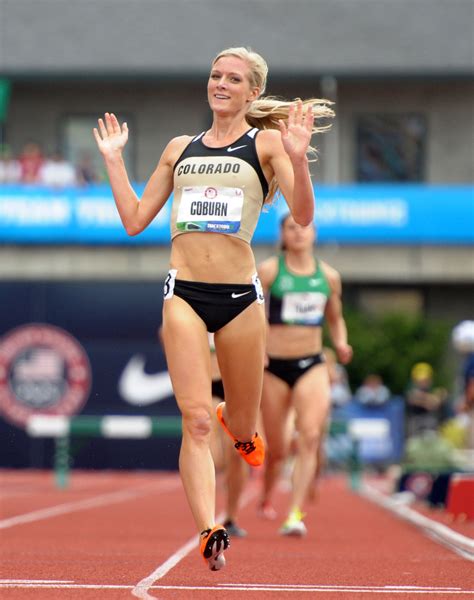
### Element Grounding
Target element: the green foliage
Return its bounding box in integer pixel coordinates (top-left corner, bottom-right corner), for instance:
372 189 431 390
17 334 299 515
326 310 453 395
404 431 457 470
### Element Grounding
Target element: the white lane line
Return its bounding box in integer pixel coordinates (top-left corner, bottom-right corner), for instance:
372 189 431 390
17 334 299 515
0 583 473 594
132 536 198 599
220 584 463 590
0 580 75 583
386 588 462 591
155 587 472 595
0 584 132 589
0 480 180 530
132 484 260 599
361 483 474 561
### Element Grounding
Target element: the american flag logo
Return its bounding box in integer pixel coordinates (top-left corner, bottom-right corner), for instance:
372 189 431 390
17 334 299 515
13 349 64 381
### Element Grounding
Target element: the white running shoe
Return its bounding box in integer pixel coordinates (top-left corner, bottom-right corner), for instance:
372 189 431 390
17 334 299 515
279 508 307 537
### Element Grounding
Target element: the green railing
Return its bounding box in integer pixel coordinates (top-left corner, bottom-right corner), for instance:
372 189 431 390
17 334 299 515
27 415 361 490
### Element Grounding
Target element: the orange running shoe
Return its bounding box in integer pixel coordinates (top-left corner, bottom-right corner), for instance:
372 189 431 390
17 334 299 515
216 401 265 467
199 525 230 571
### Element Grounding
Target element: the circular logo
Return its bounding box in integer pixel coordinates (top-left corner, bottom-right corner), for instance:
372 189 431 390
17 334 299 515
405 472 433 499
204 187 218 199
0 324 91 428
280 275 294 292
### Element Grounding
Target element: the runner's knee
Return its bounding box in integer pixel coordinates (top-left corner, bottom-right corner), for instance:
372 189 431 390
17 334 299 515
298 429 321 453
182 407 213 440
266 444 288 464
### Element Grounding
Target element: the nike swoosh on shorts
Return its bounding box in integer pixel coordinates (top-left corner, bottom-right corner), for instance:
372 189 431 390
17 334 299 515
231 291 252 298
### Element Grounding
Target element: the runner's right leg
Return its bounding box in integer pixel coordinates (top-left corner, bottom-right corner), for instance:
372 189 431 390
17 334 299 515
162 296 217 535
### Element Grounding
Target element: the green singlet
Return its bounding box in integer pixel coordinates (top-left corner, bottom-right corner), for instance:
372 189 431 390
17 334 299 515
268 254 331 326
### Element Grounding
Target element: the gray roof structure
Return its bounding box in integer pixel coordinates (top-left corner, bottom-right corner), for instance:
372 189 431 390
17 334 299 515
1 0 473 77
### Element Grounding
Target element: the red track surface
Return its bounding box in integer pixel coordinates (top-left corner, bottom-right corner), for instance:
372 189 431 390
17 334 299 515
1 469 473 599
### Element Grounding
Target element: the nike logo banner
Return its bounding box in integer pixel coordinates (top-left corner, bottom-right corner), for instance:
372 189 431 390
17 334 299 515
118 355 174 406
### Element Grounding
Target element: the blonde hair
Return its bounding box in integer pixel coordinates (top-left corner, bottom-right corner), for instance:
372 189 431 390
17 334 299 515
212 47 335 202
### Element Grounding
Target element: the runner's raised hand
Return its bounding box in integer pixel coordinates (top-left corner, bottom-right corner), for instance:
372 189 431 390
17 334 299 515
93 112 129 157
278 100 314 163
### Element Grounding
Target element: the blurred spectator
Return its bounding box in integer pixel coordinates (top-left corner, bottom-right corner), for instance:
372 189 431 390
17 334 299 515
324 347 352 408
354 374 391 407
405 362 448 437
451 320 474 448
76 151 101 185
0 146 21 183
462 354 474 410
456 353 474 449
18 142 44 183
39 151 77 187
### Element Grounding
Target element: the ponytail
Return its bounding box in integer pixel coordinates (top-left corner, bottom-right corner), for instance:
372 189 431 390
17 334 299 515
212 47 335 203
246 97 334 202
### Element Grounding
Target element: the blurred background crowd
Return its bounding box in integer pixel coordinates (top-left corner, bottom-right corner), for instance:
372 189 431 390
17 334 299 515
0 143 103 186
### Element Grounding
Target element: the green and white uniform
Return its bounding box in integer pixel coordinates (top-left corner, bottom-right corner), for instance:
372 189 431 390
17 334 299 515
268 254 331 327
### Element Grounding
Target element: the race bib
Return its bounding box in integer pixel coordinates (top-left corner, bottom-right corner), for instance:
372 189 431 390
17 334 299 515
281 292 327 325
252 273 265 305
176 186 243 234
208 332 216 352
163 269 177 300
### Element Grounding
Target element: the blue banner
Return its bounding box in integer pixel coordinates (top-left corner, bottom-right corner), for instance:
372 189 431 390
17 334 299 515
0 183 170 244
0 184 472 244
306 185 474 244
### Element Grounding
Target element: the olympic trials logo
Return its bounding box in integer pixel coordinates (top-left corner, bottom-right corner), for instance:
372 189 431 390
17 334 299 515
404 472 434 499
0 324 91 428
204 187 218 199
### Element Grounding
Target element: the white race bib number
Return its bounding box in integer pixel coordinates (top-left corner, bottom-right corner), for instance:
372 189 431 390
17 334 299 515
282 292 327 325
163 269 177 300
176 186 243 234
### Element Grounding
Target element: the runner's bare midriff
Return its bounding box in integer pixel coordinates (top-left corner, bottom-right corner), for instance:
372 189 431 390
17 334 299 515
267 325 323 359
170 232 257 283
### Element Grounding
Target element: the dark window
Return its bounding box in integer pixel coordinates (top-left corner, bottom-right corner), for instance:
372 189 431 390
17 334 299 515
356 114 426 182
62 114 134 183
